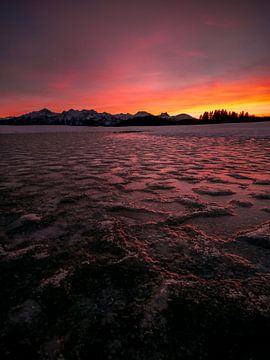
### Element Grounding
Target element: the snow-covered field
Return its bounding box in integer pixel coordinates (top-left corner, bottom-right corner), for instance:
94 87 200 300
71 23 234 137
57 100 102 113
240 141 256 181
0 121 270 359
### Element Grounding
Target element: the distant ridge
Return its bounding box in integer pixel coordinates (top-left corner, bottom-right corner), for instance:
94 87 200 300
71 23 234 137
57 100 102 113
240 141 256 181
0 109 196 126
0 108 268 126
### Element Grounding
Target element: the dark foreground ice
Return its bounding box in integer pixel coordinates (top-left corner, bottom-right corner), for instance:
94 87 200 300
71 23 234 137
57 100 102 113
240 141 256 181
0 123 270 359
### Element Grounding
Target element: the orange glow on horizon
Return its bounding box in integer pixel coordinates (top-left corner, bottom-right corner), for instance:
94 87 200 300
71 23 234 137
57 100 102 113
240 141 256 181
1 77 270 118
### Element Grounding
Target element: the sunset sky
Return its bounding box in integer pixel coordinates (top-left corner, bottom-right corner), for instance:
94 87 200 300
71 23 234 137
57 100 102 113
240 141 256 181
1 0 270 117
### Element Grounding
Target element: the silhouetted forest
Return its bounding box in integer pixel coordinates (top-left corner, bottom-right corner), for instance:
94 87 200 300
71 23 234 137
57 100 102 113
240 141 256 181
199 109 255 122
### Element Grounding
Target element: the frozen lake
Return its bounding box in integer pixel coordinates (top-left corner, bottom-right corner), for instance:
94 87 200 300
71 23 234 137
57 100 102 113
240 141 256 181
1 121 270 137
0 121 270 359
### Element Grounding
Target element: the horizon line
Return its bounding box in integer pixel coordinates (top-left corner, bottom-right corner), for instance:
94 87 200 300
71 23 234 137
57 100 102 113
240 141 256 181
2 106 270 119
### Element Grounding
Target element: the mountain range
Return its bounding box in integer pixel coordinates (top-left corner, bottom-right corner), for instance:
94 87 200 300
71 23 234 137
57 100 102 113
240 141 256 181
0 108 195 126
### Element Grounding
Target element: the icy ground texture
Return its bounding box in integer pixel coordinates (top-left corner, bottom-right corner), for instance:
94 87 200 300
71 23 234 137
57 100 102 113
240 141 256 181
0 125 270 359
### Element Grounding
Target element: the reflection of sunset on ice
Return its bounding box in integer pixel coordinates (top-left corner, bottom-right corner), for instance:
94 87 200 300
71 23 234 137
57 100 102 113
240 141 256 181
0 123 270 359
1 0 270 358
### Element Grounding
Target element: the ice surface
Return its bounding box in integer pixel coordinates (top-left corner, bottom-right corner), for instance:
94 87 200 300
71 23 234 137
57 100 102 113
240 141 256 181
0 122 270 359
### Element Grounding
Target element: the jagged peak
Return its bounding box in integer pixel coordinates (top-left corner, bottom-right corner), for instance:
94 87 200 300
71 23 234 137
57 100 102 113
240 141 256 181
134 111 153 117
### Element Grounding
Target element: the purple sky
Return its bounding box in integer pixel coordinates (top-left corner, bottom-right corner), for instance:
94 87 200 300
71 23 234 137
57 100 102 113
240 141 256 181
1 0 270 116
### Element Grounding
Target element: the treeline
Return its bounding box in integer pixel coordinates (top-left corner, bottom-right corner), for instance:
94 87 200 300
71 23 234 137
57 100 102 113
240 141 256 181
199 109 255 122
